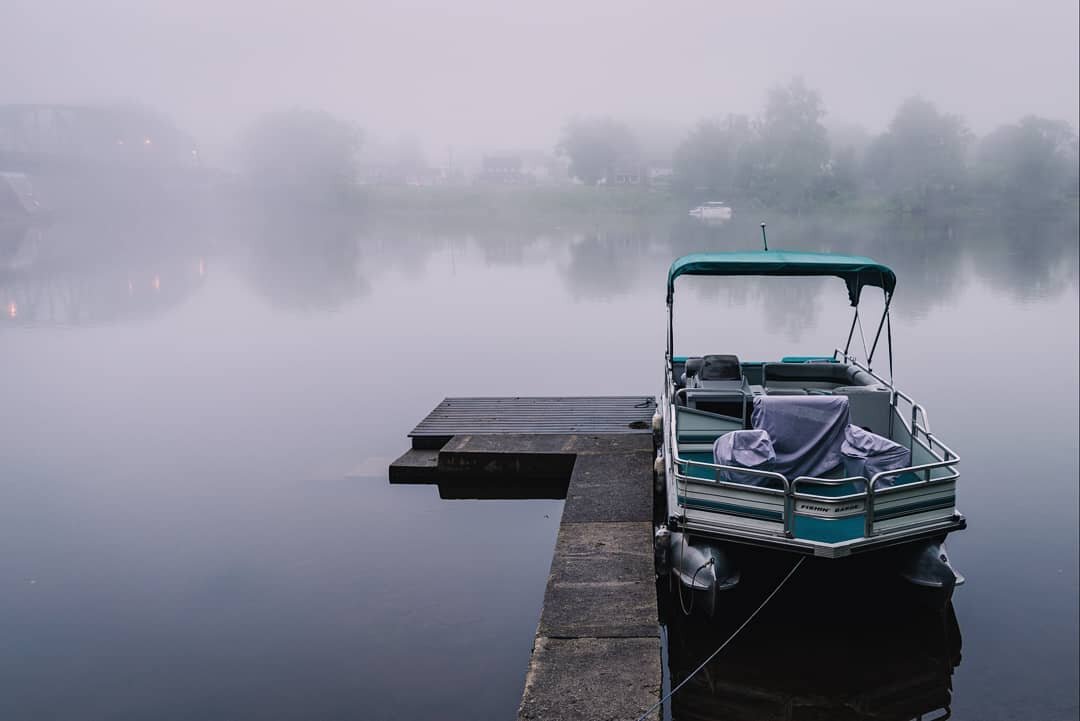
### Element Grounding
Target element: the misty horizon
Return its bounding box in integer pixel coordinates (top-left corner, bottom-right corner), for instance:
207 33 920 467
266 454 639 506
3 0 1078 161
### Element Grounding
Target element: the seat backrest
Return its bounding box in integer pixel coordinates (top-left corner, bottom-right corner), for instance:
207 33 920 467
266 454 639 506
684 357 704 379
751 395 850 479
700 354 741 381
762 362 879 388
834 386 893 436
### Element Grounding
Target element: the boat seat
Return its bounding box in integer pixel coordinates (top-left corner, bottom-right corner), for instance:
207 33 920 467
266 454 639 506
684 355 751 421
834 386 893 436
841 425 911 487
762 362 880 390
751 395 850 480
713 429 779 488
699 354 741 381
679 357 704 387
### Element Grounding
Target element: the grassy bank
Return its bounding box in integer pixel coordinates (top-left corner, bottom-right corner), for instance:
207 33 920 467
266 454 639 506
359 185 683 219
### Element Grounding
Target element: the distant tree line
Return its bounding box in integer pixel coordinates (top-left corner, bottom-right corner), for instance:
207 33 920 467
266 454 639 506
239 108 363 208
235 85 1077 217
558 79 1080 215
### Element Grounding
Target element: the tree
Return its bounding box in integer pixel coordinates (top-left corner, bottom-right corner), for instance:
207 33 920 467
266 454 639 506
672 115 752 196
975 116 1079 211
239 109 362 205
736 78 831 210
863 98 971 213
556 118 638 185
810 146 860 204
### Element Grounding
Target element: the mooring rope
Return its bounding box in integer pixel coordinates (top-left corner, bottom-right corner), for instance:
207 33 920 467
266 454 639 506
633 555 806 721
676 558 714 617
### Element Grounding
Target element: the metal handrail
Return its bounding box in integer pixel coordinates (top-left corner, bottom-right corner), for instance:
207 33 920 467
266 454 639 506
672 471 787 497
791 475 869 501
674 386 749 424
914 421 959 461
673 458 789 492
832 349 956 463
870 459 959 490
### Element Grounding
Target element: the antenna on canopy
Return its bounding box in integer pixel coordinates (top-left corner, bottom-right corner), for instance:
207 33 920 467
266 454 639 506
760 222 769 251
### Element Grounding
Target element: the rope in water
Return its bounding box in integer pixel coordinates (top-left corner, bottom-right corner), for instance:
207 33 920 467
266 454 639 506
633 555 806 721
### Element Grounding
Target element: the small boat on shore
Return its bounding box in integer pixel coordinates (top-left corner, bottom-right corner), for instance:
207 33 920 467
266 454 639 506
654 250 966 615
688 201 733 221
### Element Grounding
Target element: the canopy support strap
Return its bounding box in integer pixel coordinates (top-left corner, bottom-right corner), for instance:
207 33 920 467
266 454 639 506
857 312 870 364
867 293 893 366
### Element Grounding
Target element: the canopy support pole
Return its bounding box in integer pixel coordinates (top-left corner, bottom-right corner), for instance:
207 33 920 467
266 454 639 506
867 293 893 367
886 310 894 388
667 301 674 364
843 307 860 357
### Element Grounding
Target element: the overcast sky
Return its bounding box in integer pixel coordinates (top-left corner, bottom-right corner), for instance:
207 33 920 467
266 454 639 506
2 0 1077 156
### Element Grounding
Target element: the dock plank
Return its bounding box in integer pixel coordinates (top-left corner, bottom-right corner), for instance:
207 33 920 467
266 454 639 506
409 397 656 443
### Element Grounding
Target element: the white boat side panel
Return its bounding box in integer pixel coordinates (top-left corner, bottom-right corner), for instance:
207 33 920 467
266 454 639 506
873 508 956 533
874 482 956 510
685 509 784 534
680 481 786 513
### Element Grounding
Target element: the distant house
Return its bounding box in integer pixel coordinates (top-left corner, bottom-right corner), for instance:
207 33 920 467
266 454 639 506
611 167 645 186
648 167 674 188
476 155 533 185
407 166 460 187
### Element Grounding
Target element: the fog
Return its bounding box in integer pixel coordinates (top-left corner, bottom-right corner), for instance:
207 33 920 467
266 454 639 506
2 3 1080 720
3 0 1078 157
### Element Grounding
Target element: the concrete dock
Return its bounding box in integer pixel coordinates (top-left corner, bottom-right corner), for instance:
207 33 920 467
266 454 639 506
390 397 662 721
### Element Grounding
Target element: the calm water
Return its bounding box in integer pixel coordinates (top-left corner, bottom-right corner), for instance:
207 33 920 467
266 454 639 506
1 208 1077 720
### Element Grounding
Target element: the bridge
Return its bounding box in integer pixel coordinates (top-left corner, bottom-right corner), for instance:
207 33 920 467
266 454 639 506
0 104 199 173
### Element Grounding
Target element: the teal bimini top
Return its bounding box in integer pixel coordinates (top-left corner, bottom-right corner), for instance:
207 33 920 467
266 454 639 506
667 251 897 306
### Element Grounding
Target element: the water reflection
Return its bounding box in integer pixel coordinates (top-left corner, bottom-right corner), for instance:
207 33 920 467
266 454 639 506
662 562 963 721
235 212 369 312
0 221 207 326
1 206 1075 329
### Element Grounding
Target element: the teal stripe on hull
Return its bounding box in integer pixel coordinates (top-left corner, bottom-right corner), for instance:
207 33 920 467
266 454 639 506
677 495 783 522
792 514 866 543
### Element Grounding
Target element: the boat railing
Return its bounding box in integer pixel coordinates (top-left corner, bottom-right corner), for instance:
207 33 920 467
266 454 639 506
832 348 960 463
675 455 790 493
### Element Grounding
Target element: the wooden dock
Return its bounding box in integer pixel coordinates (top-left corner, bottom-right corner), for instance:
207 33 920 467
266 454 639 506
389 396 663 721
407 396 657 448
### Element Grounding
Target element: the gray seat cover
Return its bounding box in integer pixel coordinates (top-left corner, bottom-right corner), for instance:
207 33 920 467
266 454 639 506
712 429 776 487
751 395 850 479
841 424 911 487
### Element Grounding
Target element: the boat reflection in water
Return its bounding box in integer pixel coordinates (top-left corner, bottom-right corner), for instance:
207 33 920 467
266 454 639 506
662 555 963 721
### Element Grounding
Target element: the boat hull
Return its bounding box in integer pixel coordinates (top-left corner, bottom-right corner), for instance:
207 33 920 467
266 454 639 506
656 523 964 616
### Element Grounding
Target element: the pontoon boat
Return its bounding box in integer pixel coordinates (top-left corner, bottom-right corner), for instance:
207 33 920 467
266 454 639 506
654 251 965 615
